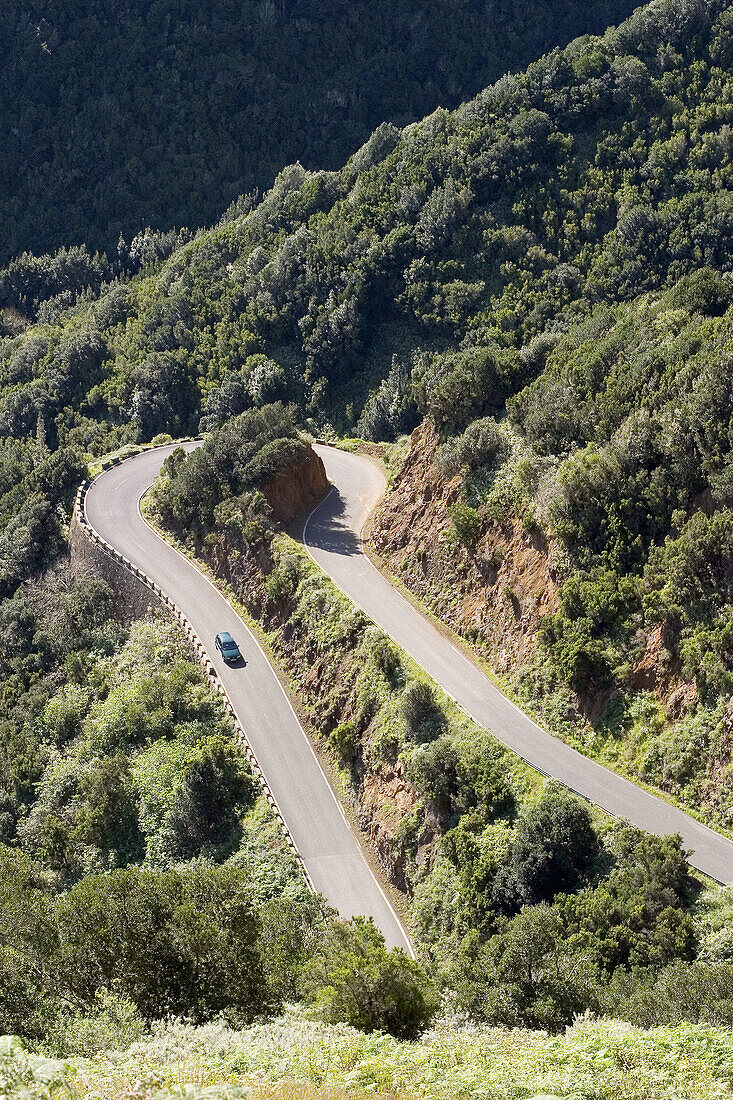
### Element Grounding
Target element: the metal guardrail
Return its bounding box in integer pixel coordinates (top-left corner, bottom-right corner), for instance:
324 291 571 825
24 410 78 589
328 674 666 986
74 440 314 891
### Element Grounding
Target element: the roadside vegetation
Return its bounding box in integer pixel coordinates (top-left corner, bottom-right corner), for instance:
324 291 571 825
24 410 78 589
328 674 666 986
10 1010 733 1100
510 281 733 825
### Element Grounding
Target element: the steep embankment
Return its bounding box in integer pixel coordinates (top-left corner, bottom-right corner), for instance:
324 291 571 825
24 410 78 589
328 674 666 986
261 443 328 523
369 410 733 831
371 422 560 675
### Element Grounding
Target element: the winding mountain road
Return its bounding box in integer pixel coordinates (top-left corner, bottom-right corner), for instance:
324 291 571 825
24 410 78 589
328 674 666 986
307 444 733 885
86 438 733 947
84 443 413 953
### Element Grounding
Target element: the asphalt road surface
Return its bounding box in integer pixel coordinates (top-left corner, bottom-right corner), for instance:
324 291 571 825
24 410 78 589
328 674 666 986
84 444 413 953
306 444 733 885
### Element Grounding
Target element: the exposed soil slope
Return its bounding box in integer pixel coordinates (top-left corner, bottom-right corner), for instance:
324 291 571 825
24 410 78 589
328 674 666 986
371 423 559 674
262 443 328 523
369 426 733 832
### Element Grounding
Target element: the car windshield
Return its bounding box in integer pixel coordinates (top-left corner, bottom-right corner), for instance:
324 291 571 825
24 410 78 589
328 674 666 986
223 642 237 651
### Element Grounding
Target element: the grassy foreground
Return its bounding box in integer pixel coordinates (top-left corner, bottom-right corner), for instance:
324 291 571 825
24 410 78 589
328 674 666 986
10 1010 733 1100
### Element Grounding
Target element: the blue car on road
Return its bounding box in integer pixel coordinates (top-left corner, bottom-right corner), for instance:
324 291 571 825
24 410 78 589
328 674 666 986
215 631 242 663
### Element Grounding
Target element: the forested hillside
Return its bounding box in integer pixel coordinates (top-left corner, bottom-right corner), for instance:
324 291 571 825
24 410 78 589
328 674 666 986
0 0 638 266
5 0 731 426
4 0 733 1061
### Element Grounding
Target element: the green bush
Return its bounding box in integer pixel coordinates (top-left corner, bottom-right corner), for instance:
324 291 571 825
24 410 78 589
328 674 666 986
155 404 304 534
601 960 733 1027
493 782 599 911
40 990 146 1057
299 918 436 1039
265 555 301 603
0 847 316 1033
454 733 515 824
407 738 460 812
448 503 482 549
414 346 519 429
437 417 509 478
401 681 443 741
455 903 601 1031
328 721 357 766
164 737 257 860
668 267 733 317
367 630 402 680
52 863 271 1022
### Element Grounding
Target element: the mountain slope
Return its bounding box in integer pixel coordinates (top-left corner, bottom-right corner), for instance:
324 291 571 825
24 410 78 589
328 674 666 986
3 0 733 822
4 0 733 1043
0 0 639 265
3 0 725 421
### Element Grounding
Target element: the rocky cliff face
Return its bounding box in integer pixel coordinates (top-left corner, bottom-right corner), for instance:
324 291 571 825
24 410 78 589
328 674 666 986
370 422 559 675
261 443 328 524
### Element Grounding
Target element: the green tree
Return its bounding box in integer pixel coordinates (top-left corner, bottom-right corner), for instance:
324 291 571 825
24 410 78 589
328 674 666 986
53 864 270 1022
494 783 599 911
454 903 601 1031
299 918 436 1039
165 737 257 859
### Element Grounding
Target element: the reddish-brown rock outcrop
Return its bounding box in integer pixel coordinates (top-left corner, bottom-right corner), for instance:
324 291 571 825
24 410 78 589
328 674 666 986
262 443 328 524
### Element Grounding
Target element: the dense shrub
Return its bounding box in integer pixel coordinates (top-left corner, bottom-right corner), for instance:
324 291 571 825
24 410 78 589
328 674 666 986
414 346 519 430
13 617 275 883
299 918 436 1039
155 403 304 533
457 903 601 1031
407 738 460 812
357 357 419 442
437 418 509 479
0 844 323 1036
53 863 270 1022
493 783 599 911
401 681 442 740
449 503 482 549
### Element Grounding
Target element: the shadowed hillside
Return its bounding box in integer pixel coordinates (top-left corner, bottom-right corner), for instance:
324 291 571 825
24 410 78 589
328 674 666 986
0 0 639 264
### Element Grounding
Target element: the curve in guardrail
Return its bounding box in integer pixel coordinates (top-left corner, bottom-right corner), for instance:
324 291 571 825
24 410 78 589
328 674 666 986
74 440 315 893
